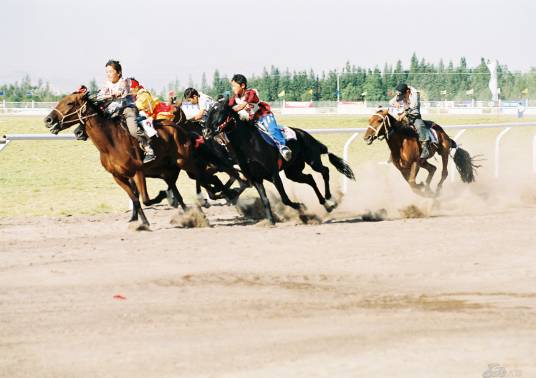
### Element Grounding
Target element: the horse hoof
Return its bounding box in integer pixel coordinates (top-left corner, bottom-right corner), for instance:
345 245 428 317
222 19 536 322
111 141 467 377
296 202 307 211
299 212 322 225
323 199 338 213
165 190 176 207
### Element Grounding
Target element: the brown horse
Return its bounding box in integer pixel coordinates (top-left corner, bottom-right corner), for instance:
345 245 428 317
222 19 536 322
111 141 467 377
363 108 479 195
44 90 241 226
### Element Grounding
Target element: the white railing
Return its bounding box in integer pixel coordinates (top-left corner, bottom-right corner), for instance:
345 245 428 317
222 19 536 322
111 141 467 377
2 101 535 116
2 122 536 193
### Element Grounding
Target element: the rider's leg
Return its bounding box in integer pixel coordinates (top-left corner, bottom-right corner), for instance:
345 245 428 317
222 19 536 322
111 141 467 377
258 113 292 161
124 107 155 163
414 118 431 159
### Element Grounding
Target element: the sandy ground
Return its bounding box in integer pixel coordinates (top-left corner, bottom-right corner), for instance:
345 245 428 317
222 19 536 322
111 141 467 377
1 185 536 378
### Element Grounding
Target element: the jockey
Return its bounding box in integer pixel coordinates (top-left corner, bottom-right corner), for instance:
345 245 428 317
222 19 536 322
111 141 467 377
132 82 175 122
182 88 215 122
97 60 155 163
389 83 432 159
229 74 292 161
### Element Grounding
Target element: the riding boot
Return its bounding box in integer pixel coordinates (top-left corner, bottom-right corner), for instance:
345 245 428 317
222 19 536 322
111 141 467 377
140 137 156 164
420 141 431 160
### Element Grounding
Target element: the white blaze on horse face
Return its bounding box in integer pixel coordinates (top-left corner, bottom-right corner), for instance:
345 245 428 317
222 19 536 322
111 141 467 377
367 114 383 136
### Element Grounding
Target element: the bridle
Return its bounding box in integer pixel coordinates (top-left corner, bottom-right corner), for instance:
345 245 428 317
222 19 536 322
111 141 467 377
215 114 236 133
367 112 392 142
51 101 98 127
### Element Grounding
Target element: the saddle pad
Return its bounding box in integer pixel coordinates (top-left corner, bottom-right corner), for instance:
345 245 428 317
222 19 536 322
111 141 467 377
430 128 438 144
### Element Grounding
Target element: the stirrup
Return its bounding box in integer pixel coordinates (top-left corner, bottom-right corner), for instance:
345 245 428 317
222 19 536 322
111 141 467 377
420 143 431 160
143 150 156 163
280 146 292 161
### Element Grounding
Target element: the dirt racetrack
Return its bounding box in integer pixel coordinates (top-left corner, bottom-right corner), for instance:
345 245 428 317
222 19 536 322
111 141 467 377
1 172 536 377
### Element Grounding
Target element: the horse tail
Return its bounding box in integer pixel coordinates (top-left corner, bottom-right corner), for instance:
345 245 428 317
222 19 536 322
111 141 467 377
328 153 355 180
294 128 355 180
453 147 479 183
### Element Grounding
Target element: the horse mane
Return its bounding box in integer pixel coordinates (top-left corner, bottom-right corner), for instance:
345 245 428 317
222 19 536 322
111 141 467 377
85 93 113 119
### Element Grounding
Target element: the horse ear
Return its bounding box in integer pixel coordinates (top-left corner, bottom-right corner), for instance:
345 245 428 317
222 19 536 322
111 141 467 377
73 85 88 95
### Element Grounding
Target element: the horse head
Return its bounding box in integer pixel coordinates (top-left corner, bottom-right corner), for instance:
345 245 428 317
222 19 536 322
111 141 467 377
363 107 392 145
44 86 96 134
205 96 235 135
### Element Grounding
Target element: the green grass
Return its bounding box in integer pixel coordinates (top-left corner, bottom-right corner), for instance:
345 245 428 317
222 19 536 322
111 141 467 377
1 114 536 217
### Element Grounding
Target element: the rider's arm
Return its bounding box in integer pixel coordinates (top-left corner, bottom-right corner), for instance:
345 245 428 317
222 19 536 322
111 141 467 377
231 90 258 112
408 89 421 114
232 102 248 112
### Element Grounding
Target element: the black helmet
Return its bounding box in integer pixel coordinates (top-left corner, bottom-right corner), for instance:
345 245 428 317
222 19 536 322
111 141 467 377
395 83 409 101
395 83 409 93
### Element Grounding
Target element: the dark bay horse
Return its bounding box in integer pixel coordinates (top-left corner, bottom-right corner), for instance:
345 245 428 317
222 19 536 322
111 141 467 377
44 91 242 226
205 99 355 224
363 108 479 195
73 111 247 208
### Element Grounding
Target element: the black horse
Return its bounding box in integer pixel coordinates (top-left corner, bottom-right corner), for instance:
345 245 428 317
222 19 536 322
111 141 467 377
205 99 355 224
181 119 248 206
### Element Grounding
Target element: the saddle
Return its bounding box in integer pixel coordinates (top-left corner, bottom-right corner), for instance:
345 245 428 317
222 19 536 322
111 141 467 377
423 120 439 144
399 116 439 144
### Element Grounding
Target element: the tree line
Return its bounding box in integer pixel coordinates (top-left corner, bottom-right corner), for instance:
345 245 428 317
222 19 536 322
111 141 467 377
0 75 59 102
2 54 535 102
165 54 536 102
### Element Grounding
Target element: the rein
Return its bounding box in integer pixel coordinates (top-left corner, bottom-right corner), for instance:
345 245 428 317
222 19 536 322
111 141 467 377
51 101 98 127
367 113 392 141
216 115 236 133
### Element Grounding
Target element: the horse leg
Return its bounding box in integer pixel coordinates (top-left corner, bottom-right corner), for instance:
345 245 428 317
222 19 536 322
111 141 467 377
308 157 338 210
164 170 186 210
195 179 209 208
113 175 150 226
214 159 250 201
285 167 332 211
407 161 425 194
169 182 186 210
129 171 153 207
309 157 332 200
222 175 236 190
252 180 276 225
436 152 449 195
129 178 139 197
419 160 437 194
271 172 302 210
206 172 241 204
138 182 167 207
194 170 228 202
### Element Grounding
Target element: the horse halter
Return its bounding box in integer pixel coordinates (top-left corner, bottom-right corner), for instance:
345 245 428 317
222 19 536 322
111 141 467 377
367 113 392 141
51 101 98 127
